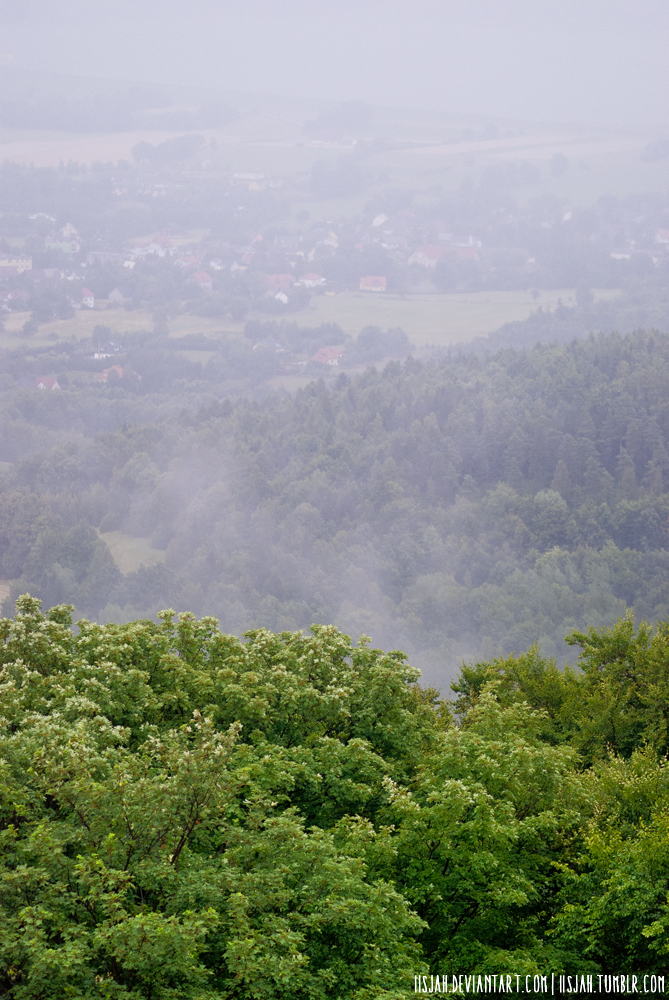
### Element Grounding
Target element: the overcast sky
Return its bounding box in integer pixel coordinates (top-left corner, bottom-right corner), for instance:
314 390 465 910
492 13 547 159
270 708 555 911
1 0 667 127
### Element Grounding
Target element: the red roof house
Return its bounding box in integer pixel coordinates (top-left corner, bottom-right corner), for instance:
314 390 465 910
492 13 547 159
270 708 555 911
188 271 213 292
312 346 345 365
97 365 142 383
175 254 201 269
97 365 124 382
267 273 295 292
297 273 326 288
407 246 446 268
359 276 387 292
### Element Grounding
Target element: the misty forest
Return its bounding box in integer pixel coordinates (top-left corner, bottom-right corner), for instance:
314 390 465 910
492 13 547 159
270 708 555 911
3 4 669 995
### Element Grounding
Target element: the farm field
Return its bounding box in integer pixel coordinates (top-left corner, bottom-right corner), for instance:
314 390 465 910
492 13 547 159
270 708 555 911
2 307 154 344
99 531 166 574
364 138 664 206
0 308 239 347
0 129 350 173
0 128 224 169
2 288 623 352
0 116 660 211
292 288 622 345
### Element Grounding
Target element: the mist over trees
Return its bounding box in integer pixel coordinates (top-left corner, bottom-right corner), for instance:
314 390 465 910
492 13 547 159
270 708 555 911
4 329 669 682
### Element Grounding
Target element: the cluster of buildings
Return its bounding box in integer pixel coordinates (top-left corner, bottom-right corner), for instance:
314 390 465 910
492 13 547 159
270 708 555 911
608 228 669 266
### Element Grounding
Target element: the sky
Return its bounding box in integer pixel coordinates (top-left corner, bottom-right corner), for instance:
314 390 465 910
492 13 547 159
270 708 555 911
0 0 667 128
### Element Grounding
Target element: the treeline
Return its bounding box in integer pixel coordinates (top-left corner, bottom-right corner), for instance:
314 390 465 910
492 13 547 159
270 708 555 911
2 598 669 994
467 284 669 354
0 321 409 397
0 161 285 249
4 329 669 680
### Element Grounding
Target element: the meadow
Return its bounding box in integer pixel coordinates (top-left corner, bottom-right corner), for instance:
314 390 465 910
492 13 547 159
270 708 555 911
300 287 622 344
98 530 165 574
0 308 236 348
3 288 622 353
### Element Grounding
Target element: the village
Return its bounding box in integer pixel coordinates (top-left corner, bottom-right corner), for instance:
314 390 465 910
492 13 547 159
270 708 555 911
0 138 667 391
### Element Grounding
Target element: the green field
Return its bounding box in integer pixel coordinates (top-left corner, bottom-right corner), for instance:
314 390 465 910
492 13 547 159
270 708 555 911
99 531 165 574
173 349 218 363
3 288 623 354
361 133 662 207
295 288 622 345
0 308 238 348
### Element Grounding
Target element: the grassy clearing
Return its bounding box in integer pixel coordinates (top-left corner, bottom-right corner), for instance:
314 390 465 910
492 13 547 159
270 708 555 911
99 531 165 575
164 315 240 339
172 349 219 363
0 308 240 347
2 308 153 344
129 228 211 247
293 288 622 345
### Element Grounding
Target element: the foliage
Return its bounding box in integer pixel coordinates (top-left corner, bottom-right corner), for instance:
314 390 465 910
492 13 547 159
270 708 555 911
453 614 669 762
4 598 669 992
0 598 429 997
550 748 669 973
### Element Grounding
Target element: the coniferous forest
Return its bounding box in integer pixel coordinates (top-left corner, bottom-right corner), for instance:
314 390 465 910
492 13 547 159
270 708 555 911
4 329 669 680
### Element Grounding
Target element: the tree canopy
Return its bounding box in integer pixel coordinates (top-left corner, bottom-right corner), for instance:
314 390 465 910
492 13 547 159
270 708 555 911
2 597 669 996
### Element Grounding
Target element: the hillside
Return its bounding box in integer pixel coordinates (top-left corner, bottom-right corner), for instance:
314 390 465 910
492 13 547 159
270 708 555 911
3 328 669 687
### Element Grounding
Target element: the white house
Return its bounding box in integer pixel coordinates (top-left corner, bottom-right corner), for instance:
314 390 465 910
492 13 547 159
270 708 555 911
359 276 387 292
296 273 326 288
407 246 446 268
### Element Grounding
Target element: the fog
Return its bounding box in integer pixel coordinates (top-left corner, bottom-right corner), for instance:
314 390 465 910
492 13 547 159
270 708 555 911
1 0 668 127
1 0 669 690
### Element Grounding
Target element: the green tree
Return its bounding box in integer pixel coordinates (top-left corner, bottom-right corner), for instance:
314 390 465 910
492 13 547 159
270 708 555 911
0 598 429 998
551 749 669 974
369 689 584 973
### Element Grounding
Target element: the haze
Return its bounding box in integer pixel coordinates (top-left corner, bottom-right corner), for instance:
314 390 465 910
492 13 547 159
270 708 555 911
1 0 668 127
1 0 669 683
